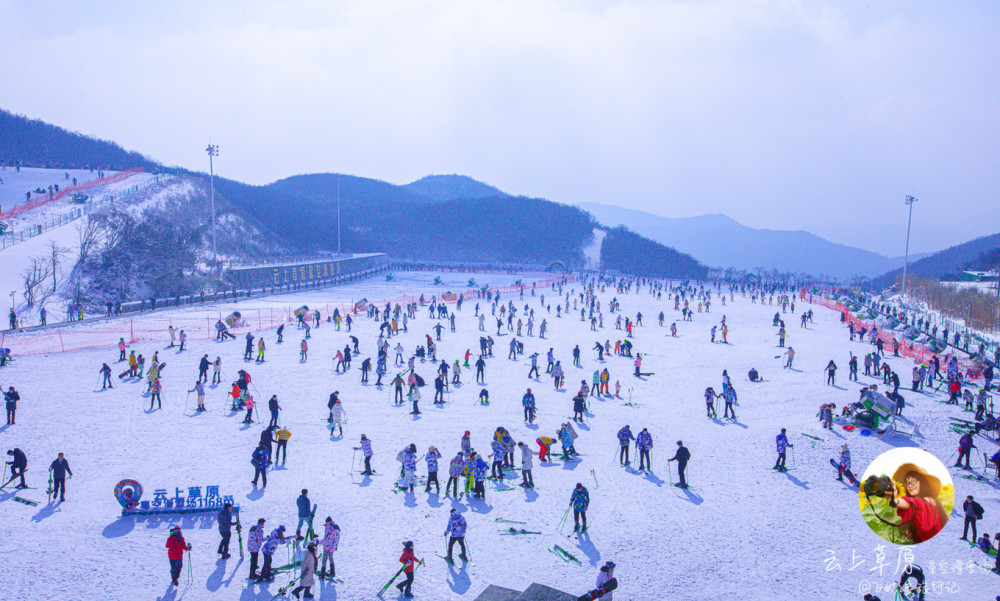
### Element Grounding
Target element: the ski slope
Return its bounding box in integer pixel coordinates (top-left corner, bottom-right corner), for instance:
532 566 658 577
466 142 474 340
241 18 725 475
0 270 996 601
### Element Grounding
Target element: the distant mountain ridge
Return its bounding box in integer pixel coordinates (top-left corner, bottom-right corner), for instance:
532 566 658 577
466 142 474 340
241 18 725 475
579 202 915 280
404 174 509 201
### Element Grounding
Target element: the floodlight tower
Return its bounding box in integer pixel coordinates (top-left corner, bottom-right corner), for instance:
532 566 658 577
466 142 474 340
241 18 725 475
206 143 219 273
901 195 917 299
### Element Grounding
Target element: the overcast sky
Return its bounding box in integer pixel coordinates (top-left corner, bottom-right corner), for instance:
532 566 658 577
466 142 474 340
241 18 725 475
1 0 997 255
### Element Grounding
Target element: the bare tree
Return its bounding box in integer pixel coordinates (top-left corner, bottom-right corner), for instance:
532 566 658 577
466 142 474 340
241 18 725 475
75 218 101 269
22 256 52 308
47 240 69 296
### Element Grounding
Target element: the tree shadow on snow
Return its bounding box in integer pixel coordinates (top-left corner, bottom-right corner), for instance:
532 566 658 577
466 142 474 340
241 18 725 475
783 472 810 489
31 502 61 522
643 472 664 487
102 516 136 538
446 562 472 594
206 558 227 591
155 584 178 601
574 532 601 566
673 487 703 505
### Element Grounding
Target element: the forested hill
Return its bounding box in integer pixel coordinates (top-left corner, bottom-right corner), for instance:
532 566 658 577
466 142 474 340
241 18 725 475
870 232 1000 289
0 108 160 171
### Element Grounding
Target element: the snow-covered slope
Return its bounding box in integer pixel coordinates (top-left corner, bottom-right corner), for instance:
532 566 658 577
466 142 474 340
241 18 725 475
0 271 995 600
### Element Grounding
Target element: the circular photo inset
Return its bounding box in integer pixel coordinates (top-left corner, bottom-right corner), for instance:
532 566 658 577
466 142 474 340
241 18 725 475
858 448 954 545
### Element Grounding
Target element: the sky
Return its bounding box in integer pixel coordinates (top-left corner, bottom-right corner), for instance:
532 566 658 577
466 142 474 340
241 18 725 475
1 0 998 255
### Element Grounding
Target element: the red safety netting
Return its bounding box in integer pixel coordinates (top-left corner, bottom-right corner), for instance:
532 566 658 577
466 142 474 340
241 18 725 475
806 292 982 380
0 275 572 356
0 168 144 220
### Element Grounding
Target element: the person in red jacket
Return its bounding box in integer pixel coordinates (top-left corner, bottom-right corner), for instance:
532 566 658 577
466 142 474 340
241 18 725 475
166 525 191 587
396 540 417 597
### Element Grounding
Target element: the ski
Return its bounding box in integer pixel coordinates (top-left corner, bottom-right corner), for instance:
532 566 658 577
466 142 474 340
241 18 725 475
499 528 541 535
553 544 582 564
14 496 38 506
801 433 823 442
548 547 570 563
494 518 526 524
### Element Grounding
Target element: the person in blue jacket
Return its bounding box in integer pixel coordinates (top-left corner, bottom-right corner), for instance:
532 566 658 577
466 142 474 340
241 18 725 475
444 509 468 563
636 428 653 471
617 425 635 466
569 483 590 533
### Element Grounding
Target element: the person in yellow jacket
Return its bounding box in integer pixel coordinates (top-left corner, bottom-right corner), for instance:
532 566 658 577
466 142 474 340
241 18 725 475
256 338 266 363
275 427 291 465
536 435 555 463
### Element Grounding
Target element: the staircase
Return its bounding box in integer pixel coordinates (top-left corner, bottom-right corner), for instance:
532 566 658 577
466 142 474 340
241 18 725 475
474 582 577 601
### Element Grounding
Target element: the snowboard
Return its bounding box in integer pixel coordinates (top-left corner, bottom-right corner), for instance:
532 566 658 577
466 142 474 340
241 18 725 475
577 577 617 601
830 458 857 484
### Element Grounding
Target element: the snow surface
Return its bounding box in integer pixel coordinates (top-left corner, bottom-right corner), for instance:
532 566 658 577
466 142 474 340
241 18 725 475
0 270 996 601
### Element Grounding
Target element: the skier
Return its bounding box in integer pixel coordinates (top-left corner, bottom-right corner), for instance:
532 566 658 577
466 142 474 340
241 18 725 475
256 338 265 363
251 442 270 488
955 431 976 469
355 434 374 475
522 388 536 423
99 363 113 390
636 428 653 471
704 387 718 418
217 502 234 558
783 347 795 369
118 338 127 361
178 330 186 352
248 518 266 579
722 385 737 419
48 452 72 501
836 444 851 482
396 541 418 597
260 525 287 581
668 441 690 488
774 428 793 471
268 395 281 427
4 386 18 425
212 357 222 384
276 324 284 343
319 517 341 579
446 451 465 498
425 446 441 494
400 444 418 492
572 391 587 423
198 354 210 383
472 451 488 499
244 333 254 360
168 325 176 347
296 489 313 540
290 541 318 599
536 435 554 463
518 441 535 488
825 360 837 385
275 426 291 465
329 396 345 436
149 378 162 410
410 385 422 415
189 381 206 412
617 425 635 465
962 495 985 542
300 339 308 361
569 482 590 533
4 448 27 488
444 508 469 563
165 525 191 587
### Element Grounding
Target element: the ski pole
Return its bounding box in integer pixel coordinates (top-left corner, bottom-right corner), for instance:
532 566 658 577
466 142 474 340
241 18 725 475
186 548 193 584
667 460 673 485
556 506 570 533
350 448 357 476
185 391 191 411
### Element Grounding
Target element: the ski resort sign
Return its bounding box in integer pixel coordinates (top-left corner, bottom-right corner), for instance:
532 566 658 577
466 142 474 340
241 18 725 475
114 479 239 516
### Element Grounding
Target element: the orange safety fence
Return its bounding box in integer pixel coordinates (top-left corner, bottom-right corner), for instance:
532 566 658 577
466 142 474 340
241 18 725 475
806 294 983 380
0 274 572 356
0 168 144 220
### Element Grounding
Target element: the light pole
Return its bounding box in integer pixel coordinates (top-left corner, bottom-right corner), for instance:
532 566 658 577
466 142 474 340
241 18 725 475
901 195 917 299
206 143 219 274
336 179 341 257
